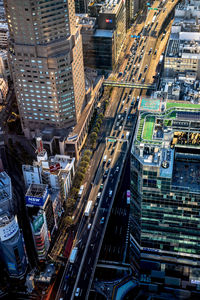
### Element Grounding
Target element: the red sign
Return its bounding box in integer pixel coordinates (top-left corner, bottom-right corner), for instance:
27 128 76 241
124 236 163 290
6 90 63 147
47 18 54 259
106 19 112 23
49 163 61 173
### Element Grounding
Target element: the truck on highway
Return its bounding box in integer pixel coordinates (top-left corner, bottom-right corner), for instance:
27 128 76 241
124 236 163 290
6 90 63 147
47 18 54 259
84 200 93 217
69 247 78 263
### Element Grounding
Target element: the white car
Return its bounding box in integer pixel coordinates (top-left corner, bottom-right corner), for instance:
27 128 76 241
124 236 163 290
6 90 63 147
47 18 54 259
75 288 80 297
109 190 113 197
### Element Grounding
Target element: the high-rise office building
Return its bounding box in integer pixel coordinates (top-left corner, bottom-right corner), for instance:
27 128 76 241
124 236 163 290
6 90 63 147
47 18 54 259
26 184 55 260
0 213 28 278
130 97 200 293
4 0 85 138
0 171 13 214
75 0 88 14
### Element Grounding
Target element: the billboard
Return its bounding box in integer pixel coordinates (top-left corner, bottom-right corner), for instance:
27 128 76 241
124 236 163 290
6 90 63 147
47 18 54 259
0 217 19 242
49 163 60 173
32 214 44 232
26 188 48 207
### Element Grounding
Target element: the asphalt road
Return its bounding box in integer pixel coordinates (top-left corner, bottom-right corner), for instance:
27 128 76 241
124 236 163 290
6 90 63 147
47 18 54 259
56 0 180 299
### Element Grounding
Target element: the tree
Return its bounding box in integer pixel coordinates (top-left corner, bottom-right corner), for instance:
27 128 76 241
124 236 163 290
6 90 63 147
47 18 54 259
71 187 79 198
90 132 97 142
82 155 90 163
76 171 84 182
84 150 92 157
93 126 99 134
78 166 87 174
64 216 73 226
98 113 104 119
80 161 88 168
73 177 82 188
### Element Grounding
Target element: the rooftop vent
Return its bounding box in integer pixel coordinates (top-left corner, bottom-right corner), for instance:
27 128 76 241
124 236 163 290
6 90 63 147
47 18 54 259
162 160 169 169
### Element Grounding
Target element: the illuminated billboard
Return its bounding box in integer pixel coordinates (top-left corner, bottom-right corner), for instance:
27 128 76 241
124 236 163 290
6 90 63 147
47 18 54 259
26 188 48 207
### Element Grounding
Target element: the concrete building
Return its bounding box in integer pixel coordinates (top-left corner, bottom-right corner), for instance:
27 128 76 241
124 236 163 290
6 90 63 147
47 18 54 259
4 0 86 138
88 0 126 68
75 0 88 14
26 184 55 260
0 214 28 278
77 15 115 70
0 78 8 103
0 171 13 215
0 23 8 49
130 97 200 294
0 50 10 80
164 0 200 80
22 138 75 202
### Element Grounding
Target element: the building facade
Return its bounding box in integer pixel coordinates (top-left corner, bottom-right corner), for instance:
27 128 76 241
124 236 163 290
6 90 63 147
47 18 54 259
26 184 55 260
164 0 200 80
4 0 85 138
130 97 200 294
88 0 126 69
0 171 13 214
22 138 75 201
0 214 28 278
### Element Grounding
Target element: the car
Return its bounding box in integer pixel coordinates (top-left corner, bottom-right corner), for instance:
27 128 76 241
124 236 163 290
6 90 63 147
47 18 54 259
100 183 104 191
88 223 92 230
122 134 124 138
109 190 113 197
107 158 111 165
119 126 122 131
138 73 142 81
100 217 105 224
75 288 80 297
97 192 101 199
116 166 119 172
141 78 145 83
104 169 109 178
132 78 135 82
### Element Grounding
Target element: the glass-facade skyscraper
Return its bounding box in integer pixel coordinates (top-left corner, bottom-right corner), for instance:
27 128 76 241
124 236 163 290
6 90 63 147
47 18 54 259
130 98 200 293
4 0 85 138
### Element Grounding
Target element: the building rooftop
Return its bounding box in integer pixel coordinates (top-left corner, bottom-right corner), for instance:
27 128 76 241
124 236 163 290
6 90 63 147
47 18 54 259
99 0 122 14
133 99 200 182
172 161 200 193
94 29 113 38
26 184 48 199
25 184 49 208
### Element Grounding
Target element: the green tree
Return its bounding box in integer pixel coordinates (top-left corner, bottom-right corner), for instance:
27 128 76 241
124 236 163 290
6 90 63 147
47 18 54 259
64 216 73 225
76 171 84 182
80 161 89 168
84 149 92 157
78 166 87 174
93 126 99 134
82 155 90 163
71 187 79 198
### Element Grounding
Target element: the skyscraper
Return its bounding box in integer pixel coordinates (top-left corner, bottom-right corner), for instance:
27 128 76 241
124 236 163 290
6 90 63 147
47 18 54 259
4 0 85 138
130 97 200 293
0 214 28 278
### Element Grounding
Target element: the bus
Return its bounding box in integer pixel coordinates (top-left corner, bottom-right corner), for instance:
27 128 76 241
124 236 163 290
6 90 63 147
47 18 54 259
69 247 78 263
84 200 93 217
